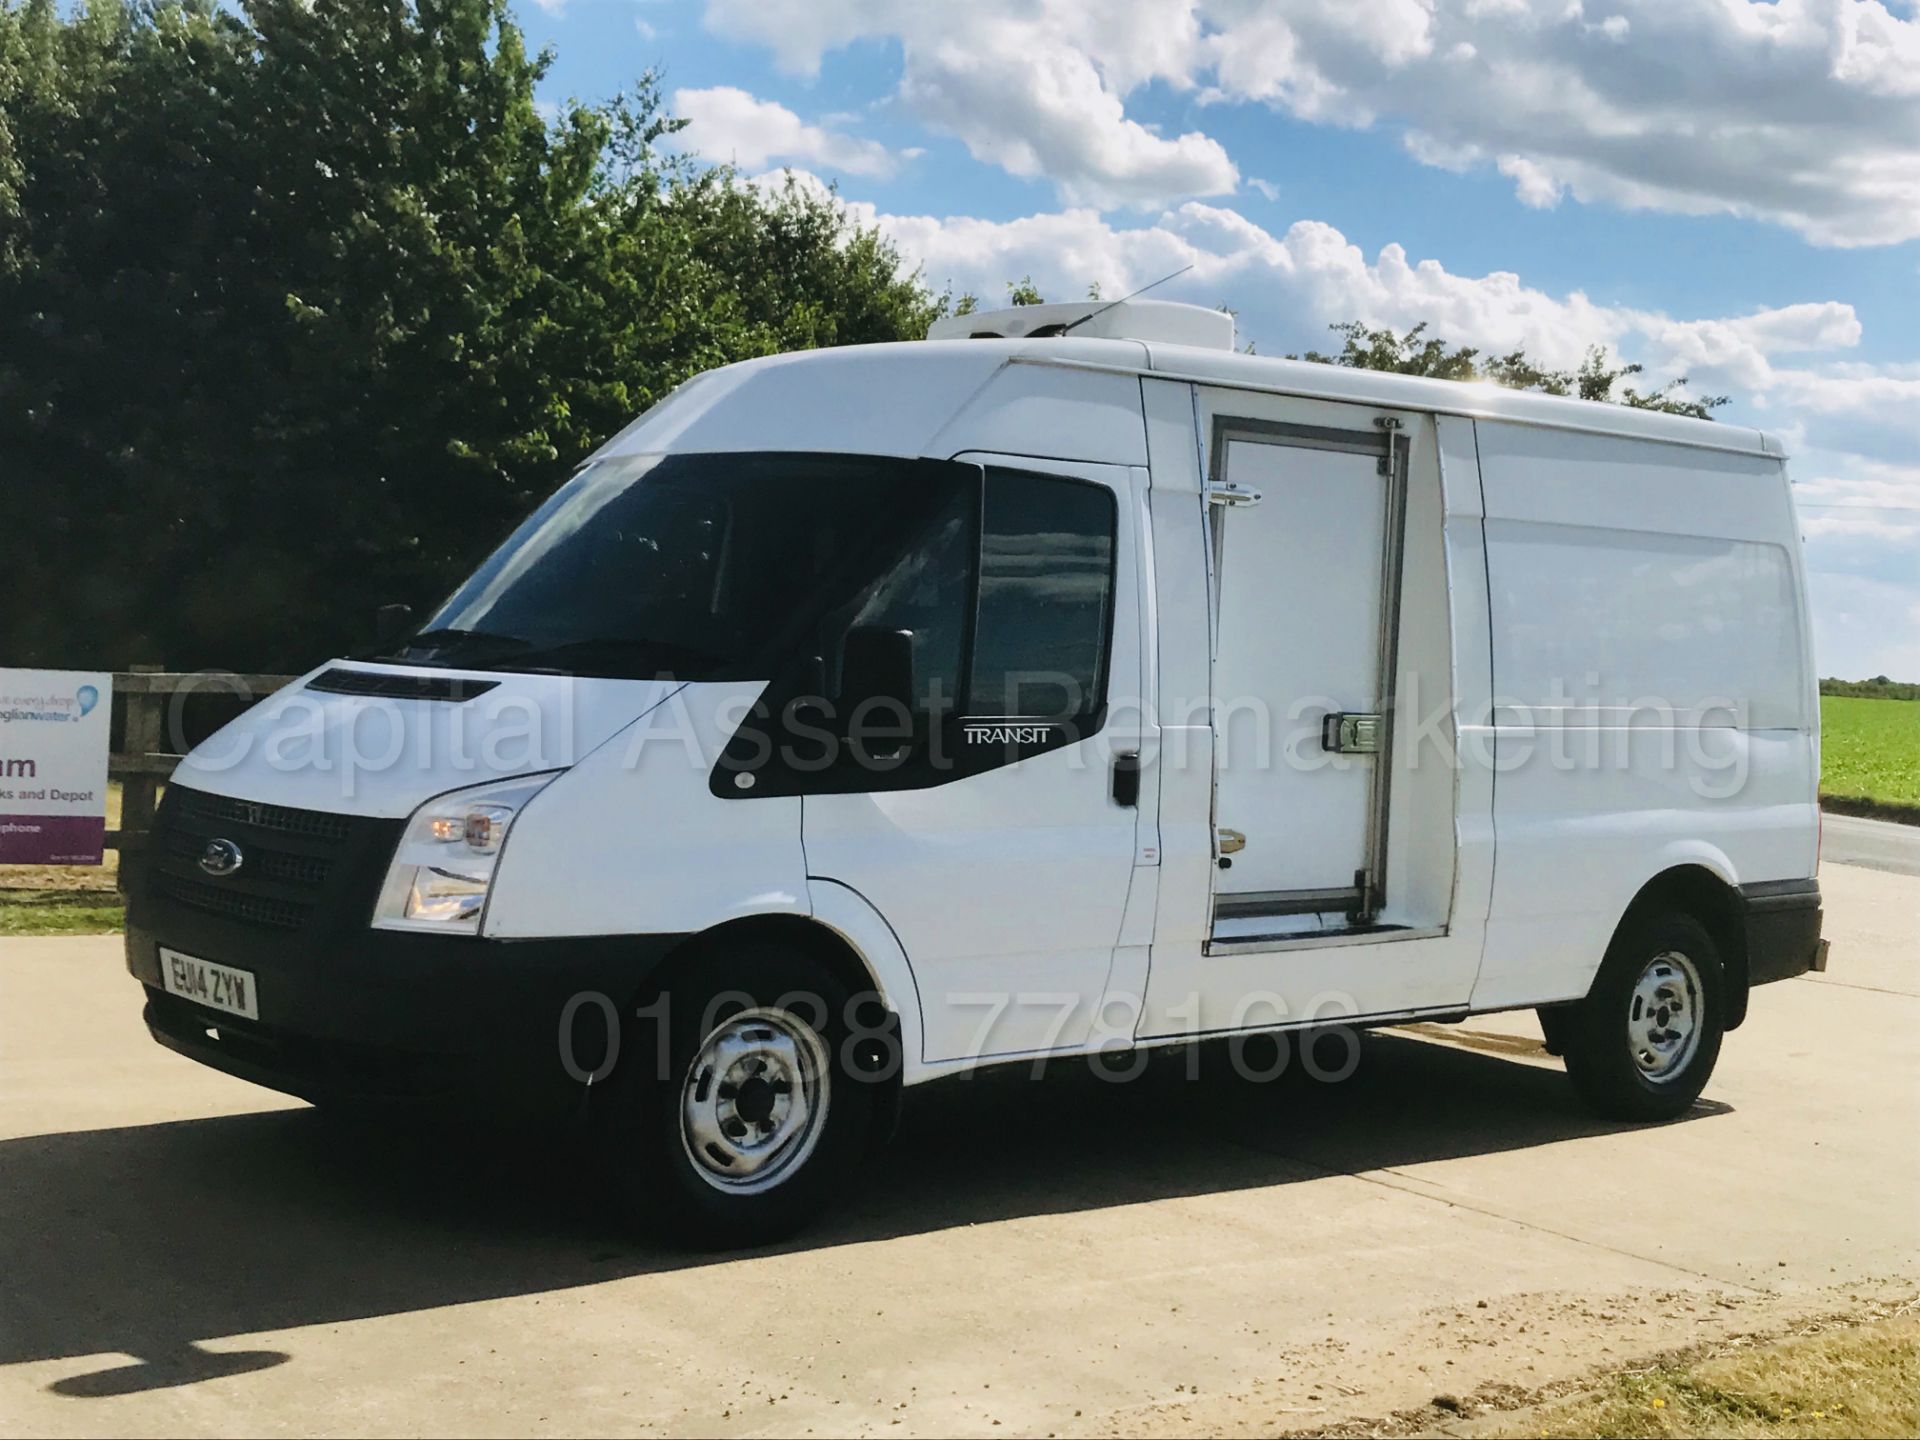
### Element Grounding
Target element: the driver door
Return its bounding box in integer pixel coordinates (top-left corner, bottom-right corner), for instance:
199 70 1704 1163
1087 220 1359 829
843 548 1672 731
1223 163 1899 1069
801 457 1147 1062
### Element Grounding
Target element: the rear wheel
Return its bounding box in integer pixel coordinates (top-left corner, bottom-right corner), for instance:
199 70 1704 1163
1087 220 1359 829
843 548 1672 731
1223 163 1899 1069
1561 910 1725 1122
601 944 873 1247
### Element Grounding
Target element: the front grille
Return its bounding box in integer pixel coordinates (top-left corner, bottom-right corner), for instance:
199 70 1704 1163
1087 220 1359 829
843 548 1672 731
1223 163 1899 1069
149 785 379 935
163 828 334 888
156 875 311 931
174 789 354 842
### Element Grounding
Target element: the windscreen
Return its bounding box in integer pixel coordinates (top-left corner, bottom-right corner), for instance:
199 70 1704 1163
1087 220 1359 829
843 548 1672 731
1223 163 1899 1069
391 452 975 681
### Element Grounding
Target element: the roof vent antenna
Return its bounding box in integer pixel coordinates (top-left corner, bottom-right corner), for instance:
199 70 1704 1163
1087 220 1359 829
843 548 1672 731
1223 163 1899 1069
1058 264 1197 337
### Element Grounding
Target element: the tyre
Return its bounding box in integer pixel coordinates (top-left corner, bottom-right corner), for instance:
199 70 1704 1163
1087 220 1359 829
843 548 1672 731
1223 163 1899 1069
1560 909 1726 1122
600 943 874 1247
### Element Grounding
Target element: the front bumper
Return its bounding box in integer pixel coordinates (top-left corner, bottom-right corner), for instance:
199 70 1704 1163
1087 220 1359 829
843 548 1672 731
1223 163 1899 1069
125 785 684 1117
1740 878 1825 988
129 922 682 1115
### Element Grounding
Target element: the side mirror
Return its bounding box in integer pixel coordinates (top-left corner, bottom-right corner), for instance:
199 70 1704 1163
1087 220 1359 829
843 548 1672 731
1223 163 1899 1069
837 626 915 718
374 603 415 647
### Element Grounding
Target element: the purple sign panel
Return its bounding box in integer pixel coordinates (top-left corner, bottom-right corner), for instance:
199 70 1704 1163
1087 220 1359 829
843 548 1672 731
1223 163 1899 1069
0 814 108 865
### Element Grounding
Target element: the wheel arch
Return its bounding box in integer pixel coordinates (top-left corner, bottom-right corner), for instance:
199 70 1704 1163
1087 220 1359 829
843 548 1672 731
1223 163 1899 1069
1607 863 1752 1030
630 901 917 1145
656 911 900 1036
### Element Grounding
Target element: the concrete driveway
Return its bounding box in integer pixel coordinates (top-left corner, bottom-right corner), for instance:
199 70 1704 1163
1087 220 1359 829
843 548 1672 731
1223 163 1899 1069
1 861 1915 1437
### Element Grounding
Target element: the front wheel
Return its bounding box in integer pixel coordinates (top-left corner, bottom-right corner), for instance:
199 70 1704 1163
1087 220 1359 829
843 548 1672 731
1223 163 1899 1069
600 944 874 1247
1561 911 1726 1122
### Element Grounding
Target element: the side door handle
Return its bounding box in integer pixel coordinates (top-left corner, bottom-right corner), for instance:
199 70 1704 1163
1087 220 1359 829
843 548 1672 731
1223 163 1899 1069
1111 751 1141 807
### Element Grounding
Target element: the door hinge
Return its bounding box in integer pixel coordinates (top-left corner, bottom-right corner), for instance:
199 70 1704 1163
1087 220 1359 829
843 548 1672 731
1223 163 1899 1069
1206 479 1263 508
1374 416 1402 475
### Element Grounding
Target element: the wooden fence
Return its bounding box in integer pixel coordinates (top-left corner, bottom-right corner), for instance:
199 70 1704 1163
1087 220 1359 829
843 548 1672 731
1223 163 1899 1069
109 666 295 883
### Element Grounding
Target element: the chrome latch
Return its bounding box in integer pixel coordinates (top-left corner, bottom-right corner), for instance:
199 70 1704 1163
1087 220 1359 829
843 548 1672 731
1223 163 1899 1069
1322 712 1382 755
1206 480 1263 507
1216 827 1246 855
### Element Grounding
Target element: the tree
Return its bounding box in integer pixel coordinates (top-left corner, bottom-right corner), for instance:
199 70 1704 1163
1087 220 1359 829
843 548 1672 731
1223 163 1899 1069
1296 321 1727 419
0 0 939 671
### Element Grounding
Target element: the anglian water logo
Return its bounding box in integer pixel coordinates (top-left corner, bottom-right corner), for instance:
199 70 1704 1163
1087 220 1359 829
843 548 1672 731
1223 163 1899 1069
0 687 100 724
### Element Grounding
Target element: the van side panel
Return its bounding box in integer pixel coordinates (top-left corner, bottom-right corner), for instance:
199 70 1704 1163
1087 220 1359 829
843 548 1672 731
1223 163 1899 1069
1140 378 1215 959
1432 415 1497 952
485 680 811 939
1471 422 1817 1010
929 361 1150 467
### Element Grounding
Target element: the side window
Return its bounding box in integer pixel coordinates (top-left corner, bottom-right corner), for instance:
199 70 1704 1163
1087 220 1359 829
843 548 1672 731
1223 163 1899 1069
818 483 973 712
968 472 1116 720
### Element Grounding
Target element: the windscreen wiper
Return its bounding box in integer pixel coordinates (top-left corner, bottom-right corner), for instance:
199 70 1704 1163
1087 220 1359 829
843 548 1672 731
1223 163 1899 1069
371 626 535 664
503 635 725 678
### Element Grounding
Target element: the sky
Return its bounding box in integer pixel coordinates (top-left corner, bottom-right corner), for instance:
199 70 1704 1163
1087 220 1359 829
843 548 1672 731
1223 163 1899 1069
519 0 1918 682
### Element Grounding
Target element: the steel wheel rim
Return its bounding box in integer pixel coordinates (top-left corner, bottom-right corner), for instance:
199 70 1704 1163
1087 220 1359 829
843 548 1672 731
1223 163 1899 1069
679 1007 831 1195
1627 950 1704 1083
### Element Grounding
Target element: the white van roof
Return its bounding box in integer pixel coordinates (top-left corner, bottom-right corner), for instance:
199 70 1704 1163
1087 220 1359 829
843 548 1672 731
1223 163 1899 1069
919 303 1778 458
601 336 1782 465
935 335 1783 458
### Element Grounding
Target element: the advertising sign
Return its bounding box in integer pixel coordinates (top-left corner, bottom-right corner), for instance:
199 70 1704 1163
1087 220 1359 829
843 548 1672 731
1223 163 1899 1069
0 668 113 864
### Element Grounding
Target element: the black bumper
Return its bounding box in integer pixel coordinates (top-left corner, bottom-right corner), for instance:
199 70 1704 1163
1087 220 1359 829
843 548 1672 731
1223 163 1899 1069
125 786 684 1117
130 923 682 1117
1740 878 1826 988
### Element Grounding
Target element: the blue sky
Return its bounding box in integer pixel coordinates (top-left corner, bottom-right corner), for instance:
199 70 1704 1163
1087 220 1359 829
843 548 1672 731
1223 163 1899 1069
518 0 1920 681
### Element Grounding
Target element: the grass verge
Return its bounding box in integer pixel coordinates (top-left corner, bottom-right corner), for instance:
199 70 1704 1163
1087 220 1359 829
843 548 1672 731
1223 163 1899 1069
1482 1310 1920 1439
0 887 125 936
1821 794 1920 827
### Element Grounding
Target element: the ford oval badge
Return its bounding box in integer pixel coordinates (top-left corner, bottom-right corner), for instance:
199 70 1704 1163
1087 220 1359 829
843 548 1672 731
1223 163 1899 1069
198 837 245 878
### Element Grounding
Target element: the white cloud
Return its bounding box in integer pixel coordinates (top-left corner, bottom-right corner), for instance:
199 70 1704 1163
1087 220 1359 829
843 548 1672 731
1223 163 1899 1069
706 0 1236 207
856 195 1641 370
897 25 1238 207
1497 155 1565 208
674 87 904 179
705 0 1920 244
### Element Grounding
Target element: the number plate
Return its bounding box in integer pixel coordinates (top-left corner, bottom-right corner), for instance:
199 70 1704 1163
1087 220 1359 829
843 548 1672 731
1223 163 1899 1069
159 947 259 1020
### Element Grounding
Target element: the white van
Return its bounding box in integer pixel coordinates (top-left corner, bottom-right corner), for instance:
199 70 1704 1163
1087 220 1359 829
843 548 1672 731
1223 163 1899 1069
128 300 1827 1243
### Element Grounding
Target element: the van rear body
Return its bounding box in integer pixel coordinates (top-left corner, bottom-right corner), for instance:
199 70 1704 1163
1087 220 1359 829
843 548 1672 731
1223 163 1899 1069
127 302 1825 1241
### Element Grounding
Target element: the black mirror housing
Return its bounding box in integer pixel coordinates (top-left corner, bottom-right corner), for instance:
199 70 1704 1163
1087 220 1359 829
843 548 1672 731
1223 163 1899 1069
838 626 915 716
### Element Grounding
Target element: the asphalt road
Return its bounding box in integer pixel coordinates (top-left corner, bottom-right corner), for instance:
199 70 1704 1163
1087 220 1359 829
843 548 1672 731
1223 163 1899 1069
1 861 1914 1437
1821 811 1920 876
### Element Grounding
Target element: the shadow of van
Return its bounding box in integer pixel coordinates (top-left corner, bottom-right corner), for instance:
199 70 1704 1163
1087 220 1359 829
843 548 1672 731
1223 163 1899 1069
1 1029 1727 1398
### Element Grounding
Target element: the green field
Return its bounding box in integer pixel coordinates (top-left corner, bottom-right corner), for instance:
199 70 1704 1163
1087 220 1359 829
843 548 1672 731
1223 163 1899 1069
1821 695 1920 813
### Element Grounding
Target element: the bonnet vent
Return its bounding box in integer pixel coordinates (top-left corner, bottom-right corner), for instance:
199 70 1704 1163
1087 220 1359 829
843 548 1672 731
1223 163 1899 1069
306 668 500 702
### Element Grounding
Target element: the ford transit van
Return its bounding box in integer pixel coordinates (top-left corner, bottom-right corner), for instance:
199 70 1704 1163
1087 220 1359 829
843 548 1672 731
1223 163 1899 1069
127 301 1826 1243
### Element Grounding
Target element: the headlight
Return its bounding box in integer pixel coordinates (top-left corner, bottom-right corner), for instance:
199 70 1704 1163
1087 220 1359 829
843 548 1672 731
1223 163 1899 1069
373 773 560 934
